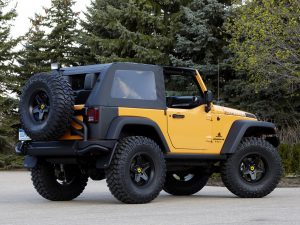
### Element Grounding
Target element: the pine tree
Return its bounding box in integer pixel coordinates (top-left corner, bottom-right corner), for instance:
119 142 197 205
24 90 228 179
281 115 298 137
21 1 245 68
17 0 80 84
80 0 184 65
44 0 81 66
17 14 49 85
0 0 18 89
0 0 18 152
171 0 232 91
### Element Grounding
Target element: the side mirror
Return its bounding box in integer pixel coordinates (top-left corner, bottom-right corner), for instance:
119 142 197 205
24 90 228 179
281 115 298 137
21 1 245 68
205 90 213 112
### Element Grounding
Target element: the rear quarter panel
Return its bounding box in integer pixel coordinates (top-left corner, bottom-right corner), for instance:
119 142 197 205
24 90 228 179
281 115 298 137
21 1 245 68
118 107 175 151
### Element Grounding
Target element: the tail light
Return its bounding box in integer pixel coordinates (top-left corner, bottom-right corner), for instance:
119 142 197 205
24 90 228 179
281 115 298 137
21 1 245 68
86 107 99 123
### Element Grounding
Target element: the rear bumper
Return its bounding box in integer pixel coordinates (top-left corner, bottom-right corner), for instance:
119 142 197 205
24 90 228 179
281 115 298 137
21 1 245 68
15 140 117 157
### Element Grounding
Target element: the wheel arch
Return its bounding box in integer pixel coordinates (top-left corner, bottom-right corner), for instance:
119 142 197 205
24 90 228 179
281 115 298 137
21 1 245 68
106 116 170 153
221 120 279 154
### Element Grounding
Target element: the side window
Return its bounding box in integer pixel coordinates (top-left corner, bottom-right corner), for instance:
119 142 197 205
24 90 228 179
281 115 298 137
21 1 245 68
111 70 157 100
164 74 201 97
164 74 204 109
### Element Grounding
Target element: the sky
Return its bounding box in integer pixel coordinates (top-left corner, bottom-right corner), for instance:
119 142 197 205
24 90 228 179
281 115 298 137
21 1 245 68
11 0 91 38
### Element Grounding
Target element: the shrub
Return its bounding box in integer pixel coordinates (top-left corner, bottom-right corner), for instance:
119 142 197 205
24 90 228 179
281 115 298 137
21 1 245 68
279 144 300 175
0 154 23 170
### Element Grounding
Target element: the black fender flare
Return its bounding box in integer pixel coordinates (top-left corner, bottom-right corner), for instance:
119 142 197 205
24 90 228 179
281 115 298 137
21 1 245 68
221 120 279 154
106 116 170 152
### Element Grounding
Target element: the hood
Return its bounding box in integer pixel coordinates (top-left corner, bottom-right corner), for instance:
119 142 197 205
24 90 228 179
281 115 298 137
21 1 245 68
213 105 257 119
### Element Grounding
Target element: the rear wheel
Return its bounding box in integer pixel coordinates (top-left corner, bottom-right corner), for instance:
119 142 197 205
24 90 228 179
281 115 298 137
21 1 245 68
221 137 282 198
106 136 166 204
163 170 209 196
31 162 88 201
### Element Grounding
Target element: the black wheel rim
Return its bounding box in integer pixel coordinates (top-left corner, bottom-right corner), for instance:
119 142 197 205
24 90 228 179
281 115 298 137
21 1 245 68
29 90 50 123
130 153 154 186
54 165 76 186
239 154 267 183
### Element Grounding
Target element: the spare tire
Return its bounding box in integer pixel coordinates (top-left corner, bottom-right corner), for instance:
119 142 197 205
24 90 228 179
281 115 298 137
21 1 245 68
19 73 74 141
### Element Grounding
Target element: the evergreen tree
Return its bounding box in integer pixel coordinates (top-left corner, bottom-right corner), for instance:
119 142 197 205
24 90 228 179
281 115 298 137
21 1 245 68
44 0 81 66
80 0 185 65
17 0 80 85
0 0 18 90
0 0 18 152
171 0 232 91
17 14 49 85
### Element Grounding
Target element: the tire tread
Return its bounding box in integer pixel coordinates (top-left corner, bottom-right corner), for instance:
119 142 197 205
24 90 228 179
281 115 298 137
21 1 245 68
20 73 74 141
106 136 166 204
31 162 88 201
221 137 282 198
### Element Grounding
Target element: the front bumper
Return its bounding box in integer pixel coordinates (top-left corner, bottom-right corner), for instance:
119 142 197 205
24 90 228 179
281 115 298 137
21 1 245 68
15 140 117 157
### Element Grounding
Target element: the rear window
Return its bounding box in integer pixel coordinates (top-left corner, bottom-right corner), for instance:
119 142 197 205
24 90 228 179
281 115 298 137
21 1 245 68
111 70 157 100
70 75 86 90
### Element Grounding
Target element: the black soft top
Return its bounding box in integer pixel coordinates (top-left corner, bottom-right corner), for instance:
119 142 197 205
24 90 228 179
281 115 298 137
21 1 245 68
61 62 196 76
57 62 197 109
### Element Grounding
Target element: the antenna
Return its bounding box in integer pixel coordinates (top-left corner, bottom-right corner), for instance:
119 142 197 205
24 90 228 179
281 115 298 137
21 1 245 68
217 58 220 104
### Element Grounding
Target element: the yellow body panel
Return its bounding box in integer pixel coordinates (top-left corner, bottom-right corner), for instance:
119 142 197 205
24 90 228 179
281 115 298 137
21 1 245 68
118 106 256 154
60 105 85 140
166 105 212 151
74 105 85 111
60 132 82 140
209 105 256 153
118 107 173 150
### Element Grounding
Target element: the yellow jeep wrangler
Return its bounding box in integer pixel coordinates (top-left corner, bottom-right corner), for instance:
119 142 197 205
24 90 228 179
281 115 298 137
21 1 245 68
16 62 282 204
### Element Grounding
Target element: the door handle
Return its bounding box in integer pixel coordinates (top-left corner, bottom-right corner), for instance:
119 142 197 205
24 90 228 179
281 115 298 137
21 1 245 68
172 114 185 119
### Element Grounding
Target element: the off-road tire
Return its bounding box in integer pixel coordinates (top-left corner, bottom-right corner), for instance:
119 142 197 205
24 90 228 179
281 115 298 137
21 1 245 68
163 171 209 196
221 137 282 198
31 162 88 201
20 73 74 141
106 136 166 204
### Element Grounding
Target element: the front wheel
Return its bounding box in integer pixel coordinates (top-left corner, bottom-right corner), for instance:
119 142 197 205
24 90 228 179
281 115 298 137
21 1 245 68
31 162 88 201
221 137 282 198
163 170 209 196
